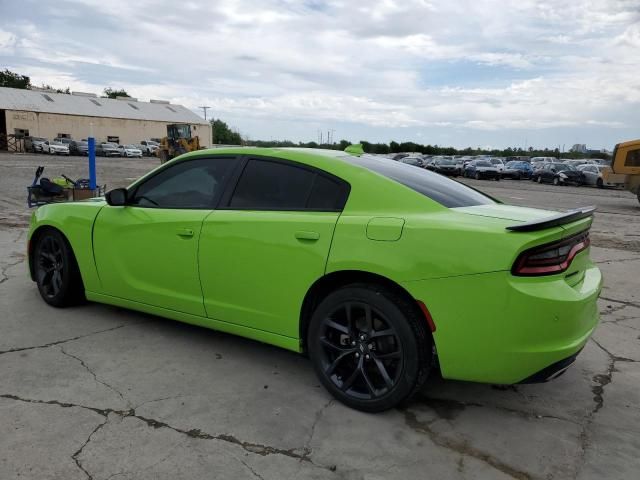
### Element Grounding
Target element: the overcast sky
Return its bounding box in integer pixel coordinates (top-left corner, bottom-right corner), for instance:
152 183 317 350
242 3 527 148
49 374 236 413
1 0 639 149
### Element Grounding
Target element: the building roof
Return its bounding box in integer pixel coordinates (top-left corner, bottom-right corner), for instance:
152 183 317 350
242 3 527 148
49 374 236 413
0 87 207 124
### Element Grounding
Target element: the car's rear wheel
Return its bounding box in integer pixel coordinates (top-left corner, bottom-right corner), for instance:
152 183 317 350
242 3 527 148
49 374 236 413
553 177 560 186
537 175 542 183
596 178 604 189
308 284 432 412
475 172 481 180
33 229 84 307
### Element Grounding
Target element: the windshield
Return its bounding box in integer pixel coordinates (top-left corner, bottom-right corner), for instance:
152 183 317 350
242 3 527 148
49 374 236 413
402 158 421 165
346 155 495 208
490 159 502 164
125 145 137 148
556 164 577 172
476 161 492 167
436 159 455 165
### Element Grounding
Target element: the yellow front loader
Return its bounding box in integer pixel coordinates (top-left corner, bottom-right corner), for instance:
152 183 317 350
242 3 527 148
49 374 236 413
604 140 640 204
157 124 201 164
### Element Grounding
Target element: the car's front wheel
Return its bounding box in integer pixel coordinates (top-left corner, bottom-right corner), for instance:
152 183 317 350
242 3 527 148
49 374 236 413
308 284 432 412
33 229 84 307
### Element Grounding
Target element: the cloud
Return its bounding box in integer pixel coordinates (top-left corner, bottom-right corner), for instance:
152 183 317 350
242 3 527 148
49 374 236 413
0 0 639 147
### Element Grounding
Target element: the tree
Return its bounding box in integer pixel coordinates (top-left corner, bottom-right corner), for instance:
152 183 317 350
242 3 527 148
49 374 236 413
210 118 242 145
102 87 130 99
40 83 70 94
0 69 31 89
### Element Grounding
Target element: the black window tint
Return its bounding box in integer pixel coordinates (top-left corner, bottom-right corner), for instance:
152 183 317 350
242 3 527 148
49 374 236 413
230 159 316 210
307 175 347 210
346 155 494 208
131 158 234 208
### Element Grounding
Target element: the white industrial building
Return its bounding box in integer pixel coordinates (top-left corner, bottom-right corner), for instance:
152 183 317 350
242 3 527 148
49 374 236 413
0 86 211 149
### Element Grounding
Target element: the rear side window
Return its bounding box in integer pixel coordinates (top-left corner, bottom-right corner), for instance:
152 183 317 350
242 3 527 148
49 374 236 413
347 155 495 208
229 158 348 211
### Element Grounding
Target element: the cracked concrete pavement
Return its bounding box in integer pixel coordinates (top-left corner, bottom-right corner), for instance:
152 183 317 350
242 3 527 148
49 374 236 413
1 152 639 479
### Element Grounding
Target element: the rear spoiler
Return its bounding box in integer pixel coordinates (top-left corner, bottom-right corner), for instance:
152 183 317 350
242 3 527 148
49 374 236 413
506 206 596 232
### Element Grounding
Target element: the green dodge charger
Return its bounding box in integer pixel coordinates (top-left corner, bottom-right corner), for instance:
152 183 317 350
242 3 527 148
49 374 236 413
28 147 602 412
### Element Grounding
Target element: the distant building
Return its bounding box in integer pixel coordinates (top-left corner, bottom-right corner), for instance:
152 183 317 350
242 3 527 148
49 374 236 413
570 144 588 154
0 86 211 149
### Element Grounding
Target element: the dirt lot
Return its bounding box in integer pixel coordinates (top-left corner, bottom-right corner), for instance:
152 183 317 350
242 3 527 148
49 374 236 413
1 151 639 480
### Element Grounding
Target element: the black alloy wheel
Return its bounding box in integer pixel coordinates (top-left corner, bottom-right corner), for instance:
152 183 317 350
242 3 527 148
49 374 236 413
308 284 432 412
34 229 84 307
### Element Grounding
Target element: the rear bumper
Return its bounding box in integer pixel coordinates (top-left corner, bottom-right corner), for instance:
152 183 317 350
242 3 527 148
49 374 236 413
518 348 582 383
401 260 602 384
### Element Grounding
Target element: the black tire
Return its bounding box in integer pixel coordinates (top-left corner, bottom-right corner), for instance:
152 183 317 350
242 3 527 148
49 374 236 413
596 178 604 189
495 176 500 181
33 229 84 307
307 284 432 412
475 172 481 180
553 177 560 186
537 175 542 183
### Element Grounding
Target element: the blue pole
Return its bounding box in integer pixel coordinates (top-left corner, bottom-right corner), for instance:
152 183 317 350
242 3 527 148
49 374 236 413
88 137 96 190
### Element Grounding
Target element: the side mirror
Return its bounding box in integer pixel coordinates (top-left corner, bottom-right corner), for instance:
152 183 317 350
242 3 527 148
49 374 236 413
105 188 128 206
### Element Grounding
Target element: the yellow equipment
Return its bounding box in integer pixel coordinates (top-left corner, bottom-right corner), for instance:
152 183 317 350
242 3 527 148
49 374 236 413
604 139 640 204
157 124 201 164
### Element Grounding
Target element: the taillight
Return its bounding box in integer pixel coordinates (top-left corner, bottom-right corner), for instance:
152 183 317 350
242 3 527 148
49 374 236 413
512 231 590 276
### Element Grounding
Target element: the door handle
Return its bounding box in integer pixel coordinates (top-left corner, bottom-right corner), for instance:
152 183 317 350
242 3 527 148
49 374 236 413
295 231 320 241
177 228 194 238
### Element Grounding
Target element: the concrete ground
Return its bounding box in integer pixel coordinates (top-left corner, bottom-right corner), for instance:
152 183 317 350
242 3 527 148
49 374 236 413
1 151 639 480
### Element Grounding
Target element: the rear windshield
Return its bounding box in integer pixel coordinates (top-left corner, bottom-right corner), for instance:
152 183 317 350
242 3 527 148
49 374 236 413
346 154 495 207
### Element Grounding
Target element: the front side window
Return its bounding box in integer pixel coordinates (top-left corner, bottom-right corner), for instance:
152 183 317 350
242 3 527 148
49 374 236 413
130 157 235 208
228 158 348 211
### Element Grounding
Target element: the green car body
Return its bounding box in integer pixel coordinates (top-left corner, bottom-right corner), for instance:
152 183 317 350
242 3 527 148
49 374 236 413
27 147 602 406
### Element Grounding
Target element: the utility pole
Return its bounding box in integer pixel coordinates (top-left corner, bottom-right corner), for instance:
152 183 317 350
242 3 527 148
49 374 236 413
199 106 211 121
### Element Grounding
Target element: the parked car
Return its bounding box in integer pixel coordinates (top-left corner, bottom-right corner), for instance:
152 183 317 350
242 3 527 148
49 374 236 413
400 156 425 168
70 140 89 156
26 147 602 412
565 159 595 168
502 161 533 180
530 157 559 172
53 137 74 147
489 157 505 174
463 160 500 180
140 140 160 156
43 140 70 155
534 163 584 186
117 144 143 158
578 164 624 189
96 142 121 157
431 158 459 176
25 136 48 153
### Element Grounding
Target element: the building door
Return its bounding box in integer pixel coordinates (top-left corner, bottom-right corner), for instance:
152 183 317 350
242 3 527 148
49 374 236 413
0 110 6 150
